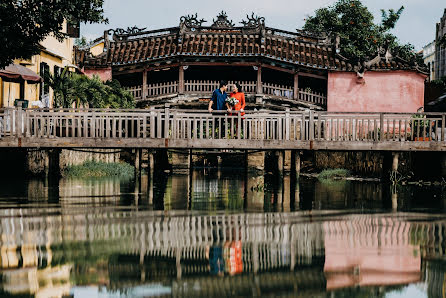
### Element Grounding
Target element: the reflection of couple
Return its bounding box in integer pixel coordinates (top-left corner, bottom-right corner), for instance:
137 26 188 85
208 80 245 115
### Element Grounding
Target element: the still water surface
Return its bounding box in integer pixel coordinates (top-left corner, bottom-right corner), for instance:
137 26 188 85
0 170 445 298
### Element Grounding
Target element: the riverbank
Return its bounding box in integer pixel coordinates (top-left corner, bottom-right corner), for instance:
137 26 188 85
62 161 134 179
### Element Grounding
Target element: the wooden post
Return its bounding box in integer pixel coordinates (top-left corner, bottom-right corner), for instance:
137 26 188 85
309 110 314 141
16 104 22 137
178 65 185 94
256 66 262 94
392 152 399 172
256 66 262 104
380 113 384 140
293 72 299 100
142 69 147 100
135 149 141 179
164 103 170 138
292 150 301 178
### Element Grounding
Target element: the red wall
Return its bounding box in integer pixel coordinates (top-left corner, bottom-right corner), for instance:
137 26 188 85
83 67 112 82
327 71 426 113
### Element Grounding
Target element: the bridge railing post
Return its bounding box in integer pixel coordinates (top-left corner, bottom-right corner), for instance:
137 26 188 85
237 111 241 139
309 110 314 141
380 113 384 141
16 104 23 138
285 108 290 141
164 104 170 138
442 114 445 142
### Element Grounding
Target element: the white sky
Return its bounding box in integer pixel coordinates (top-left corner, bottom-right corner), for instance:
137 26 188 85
80 0 446 50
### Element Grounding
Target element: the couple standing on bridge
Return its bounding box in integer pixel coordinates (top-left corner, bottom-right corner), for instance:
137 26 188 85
207 80 246 115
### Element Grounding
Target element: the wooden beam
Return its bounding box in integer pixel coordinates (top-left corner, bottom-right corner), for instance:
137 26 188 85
142 69 147 100
293 73 299 100
260 63 295 74
178 65 184 94
182 61 257 67
297 72 327 80
256 66 262 94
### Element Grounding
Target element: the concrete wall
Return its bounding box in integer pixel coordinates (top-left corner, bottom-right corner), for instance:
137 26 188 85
84 67 112 82
327 71 426 113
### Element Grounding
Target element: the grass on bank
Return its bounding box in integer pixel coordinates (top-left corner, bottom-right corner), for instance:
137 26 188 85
318 168 350 181
62 161 134 179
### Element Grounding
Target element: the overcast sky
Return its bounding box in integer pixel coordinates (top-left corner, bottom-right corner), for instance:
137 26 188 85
80 0 446 51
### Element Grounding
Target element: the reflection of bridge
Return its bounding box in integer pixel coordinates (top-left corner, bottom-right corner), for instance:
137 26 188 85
0 210 445 296
1 107 445 151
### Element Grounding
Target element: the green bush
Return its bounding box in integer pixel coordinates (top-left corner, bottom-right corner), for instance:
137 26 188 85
63 161 134 179
318 168 350 180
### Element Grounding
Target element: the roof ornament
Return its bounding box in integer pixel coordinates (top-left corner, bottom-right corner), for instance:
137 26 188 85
108 26 147 36
106 26 147 41
240 13 265 28
180 13 207 27
212 11 235 28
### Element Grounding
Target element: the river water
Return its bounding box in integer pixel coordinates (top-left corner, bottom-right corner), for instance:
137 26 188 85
0 170 444 298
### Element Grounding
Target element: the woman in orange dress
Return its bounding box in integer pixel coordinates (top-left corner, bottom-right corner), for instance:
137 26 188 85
229 83 245 116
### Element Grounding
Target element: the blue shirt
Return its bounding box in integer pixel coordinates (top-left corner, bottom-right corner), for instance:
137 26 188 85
211 88 227 110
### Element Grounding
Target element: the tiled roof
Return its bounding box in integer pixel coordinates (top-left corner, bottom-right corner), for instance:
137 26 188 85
77 13 426 74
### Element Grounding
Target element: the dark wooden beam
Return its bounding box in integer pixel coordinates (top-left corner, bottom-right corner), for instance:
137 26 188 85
297 72 327 80
260 63 295 74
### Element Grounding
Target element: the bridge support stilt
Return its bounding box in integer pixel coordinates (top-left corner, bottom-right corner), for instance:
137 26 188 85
276 151 284 176
284 150 292 173
441 153 446 177
292 150 301 178
171 150 190 174
392 152 399 172
246 151 265 175
134 149 141 179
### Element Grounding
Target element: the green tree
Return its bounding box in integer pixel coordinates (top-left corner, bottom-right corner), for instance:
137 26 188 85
303 0 418 64
0 0 107 68
45 69 135 109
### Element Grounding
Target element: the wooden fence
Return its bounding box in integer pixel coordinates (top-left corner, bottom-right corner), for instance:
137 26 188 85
124 80 326 105
0 107 445 150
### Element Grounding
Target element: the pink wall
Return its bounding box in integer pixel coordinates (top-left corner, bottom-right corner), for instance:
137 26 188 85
327 71 426 113
83 67 112 82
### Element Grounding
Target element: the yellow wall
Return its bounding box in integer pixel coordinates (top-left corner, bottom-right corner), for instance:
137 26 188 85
90 42 105 56
1 21 76 108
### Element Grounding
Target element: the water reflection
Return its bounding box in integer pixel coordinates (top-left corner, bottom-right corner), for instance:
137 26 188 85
0 172 444 297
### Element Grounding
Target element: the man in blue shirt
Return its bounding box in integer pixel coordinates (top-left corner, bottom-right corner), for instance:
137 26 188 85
208 80 230 113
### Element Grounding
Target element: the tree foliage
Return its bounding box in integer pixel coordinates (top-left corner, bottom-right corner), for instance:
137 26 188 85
302 0 418 64
0 0 107 68
45 69 135 109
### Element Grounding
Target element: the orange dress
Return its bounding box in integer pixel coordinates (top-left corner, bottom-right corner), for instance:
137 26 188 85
229 92 245 115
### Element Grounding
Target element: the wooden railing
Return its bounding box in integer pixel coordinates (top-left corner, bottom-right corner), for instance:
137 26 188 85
0 108 445 150
262 82 293 98
184 80 257 94
125 80 326 106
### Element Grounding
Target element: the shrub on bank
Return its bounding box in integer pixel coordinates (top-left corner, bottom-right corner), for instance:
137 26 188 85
63 161 134 179
318 168 350 181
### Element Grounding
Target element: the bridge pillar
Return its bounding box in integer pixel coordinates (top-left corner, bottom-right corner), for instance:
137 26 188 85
284 150 292 173
246 150 265 174
134 149 141 178
441 153 446 177
154 149 170 172
292 150 301 178
171 150 190 174
48 149 61 178
276 151 284 175
392 152 399 172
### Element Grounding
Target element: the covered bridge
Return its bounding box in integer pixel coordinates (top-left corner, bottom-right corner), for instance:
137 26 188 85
76 12 427 112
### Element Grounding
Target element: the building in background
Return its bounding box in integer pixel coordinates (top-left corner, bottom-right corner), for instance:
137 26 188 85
435 9 446 79
423 41 436 81
0 21 79 108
